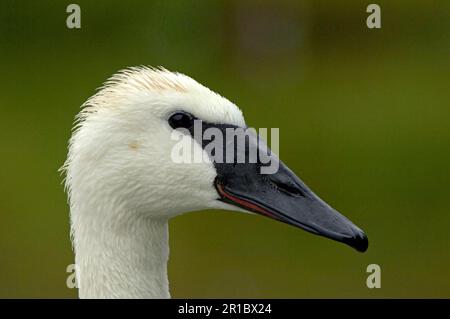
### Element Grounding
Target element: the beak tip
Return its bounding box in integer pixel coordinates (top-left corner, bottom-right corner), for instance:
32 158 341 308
349 231 369 253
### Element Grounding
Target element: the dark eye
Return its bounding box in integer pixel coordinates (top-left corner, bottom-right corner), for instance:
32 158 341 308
168 112 195 129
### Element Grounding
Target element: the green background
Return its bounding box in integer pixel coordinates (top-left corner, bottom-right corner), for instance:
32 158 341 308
0 0 449 298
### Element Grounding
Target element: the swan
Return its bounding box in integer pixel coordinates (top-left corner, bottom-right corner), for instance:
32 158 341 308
63 66 368 299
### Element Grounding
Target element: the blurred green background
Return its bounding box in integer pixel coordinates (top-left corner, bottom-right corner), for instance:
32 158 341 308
0 0 449 298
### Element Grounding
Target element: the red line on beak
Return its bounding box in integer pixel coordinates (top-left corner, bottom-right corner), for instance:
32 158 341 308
216 183 281 221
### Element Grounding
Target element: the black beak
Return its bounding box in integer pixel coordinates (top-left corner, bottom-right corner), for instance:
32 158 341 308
214 162 368 253
191 122 368 252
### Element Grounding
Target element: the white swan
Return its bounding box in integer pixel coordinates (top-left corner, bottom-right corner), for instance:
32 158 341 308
63 67 367 299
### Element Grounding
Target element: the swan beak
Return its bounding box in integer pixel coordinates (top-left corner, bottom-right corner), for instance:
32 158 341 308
212 134 368 252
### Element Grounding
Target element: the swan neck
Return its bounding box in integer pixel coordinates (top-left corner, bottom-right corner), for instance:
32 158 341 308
72 210 170 299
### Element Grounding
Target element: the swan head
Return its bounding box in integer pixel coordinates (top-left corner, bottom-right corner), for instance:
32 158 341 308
64 66 368 252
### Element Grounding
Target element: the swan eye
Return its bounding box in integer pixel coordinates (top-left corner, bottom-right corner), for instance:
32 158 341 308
168 112 195 129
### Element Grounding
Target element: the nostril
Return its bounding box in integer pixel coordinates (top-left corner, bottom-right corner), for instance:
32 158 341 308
268 178 305 197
